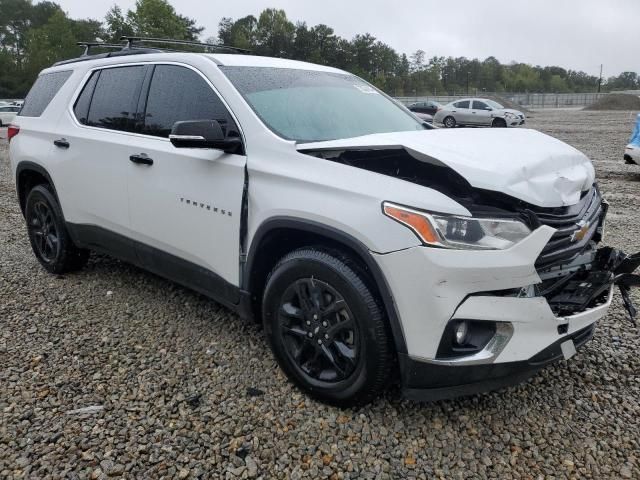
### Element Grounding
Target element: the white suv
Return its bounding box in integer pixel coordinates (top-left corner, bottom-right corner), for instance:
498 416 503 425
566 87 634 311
9 42 640 406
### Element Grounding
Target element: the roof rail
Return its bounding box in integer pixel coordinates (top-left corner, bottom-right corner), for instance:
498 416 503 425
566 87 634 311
76 42 126 56
120 36 251 54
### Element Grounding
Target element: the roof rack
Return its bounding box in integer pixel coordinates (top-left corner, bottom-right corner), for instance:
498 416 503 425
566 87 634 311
120 36 251 54
53 37 250 67
77 42 126 56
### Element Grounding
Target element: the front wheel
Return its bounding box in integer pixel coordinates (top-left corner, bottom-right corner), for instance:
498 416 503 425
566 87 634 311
262 248 393 407
492 118 507 128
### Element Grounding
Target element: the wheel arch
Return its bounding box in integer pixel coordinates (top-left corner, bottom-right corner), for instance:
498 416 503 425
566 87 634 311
15 161 59 216
243 216 408 354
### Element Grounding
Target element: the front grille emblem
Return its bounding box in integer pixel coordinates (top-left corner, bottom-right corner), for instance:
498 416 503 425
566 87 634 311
571 220 590 242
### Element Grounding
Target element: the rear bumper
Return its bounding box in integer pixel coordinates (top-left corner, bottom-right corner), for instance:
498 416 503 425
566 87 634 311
400 324 595 401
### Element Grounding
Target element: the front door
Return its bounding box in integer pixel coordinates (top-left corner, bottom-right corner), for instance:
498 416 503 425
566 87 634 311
127 64 246 300
471 100 494 126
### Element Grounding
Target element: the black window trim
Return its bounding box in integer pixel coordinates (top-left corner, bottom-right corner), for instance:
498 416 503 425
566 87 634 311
67 61 246 146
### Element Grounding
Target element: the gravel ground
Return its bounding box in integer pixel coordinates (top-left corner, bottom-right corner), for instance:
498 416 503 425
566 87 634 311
1 111 639 479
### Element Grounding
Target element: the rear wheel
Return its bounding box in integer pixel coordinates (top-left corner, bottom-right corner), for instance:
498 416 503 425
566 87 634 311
492 118 507 128
443 116 456 128
25 185 89 274
262 248 393 407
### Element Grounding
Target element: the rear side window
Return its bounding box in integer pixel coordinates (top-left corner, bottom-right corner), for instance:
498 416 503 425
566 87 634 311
142 65 237 138
86 66 146 132
73 71 99 125
19 70 72 117
453 100 470 109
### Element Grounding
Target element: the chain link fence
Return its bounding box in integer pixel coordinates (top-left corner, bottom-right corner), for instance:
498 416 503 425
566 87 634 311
396 92 609 109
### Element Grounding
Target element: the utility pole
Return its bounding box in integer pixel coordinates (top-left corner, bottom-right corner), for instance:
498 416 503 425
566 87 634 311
597 64 603 93
466 71 470 95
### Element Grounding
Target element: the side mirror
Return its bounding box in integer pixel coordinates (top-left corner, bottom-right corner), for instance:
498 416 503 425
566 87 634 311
169 120 243 154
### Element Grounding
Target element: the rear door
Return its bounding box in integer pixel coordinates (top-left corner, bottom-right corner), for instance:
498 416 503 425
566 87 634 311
55 64 148 253
452 100 471 123
127 63 246 295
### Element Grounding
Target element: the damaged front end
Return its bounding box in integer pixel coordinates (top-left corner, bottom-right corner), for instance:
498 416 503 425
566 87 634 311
299 145 640 322
523 187 640 322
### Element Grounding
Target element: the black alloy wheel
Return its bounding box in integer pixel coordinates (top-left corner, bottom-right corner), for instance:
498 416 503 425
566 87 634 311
263 248 393 407
27 199 59 263
25 185 89 274
278 277 358 383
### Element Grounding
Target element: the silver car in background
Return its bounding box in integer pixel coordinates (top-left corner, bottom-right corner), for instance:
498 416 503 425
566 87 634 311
433 98 525 128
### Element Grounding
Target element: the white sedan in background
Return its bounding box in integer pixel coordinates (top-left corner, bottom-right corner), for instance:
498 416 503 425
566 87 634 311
434 98 525 128
0 105 20 126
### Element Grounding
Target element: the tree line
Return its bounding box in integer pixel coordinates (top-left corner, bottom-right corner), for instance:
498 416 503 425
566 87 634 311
1 0 638 98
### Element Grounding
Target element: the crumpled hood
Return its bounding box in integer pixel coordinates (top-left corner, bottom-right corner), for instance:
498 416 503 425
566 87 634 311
297 128 595 208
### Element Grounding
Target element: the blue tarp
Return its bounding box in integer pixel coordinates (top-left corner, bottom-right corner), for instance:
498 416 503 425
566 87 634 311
630 113 640 147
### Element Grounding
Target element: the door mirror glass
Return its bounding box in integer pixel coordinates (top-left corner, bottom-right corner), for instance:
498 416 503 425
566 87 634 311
169 120 243 154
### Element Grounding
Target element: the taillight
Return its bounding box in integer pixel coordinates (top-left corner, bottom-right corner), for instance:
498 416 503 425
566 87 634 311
7 125 19 143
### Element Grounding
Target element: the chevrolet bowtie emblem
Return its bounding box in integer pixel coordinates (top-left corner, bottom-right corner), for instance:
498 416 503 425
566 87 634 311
571 221 590 242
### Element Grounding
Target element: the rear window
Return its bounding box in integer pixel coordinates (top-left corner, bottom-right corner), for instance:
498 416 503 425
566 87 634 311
19 70 72 117
85 66 146 132
453 100 470 109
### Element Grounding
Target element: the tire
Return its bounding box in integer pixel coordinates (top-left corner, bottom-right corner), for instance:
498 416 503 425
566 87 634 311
262 247 393 407
443 116 456 128
25 184 89 274
492 118 507 128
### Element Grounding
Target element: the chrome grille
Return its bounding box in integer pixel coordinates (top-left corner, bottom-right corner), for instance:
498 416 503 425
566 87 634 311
534 187 605 270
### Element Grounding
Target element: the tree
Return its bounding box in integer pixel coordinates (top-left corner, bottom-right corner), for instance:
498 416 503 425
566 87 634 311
255 9 295 57
104 5 134 42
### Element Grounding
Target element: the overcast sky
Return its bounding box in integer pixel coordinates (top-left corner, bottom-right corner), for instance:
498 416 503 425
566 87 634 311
54 0 637 77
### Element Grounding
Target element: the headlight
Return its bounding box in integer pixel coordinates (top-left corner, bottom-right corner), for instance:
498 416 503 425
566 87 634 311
383 202 531 250
503 112 516 119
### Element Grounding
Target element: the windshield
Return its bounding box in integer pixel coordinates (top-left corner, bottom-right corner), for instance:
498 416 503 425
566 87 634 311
220 66 425 142
485 99 504 109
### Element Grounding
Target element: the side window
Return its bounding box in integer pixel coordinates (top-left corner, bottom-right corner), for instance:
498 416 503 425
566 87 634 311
454 100 470 109
19 70 72 117
86 66 146 132
73 71 99 125
0 107 8 112
142 65 237 138
473 100 490 110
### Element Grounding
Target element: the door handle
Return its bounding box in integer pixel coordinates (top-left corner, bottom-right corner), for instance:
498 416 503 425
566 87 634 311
53 138 70 149
129 154 153 166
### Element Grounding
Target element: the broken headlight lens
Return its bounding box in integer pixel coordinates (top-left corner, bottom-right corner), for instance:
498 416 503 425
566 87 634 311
383 202 531 250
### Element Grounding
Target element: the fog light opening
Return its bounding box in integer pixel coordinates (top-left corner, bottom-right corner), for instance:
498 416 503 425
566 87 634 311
454 321 469 346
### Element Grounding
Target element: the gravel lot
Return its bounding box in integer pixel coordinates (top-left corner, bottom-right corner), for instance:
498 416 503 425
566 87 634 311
1 111 639 479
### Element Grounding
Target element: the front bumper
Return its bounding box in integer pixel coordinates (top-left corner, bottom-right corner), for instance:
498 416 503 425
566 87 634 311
373 225 638 399
400 323 596 401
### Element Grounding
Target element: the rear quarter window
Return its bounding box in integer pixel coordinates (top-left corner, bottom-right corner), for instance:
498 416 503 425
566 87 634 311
19 70 72 117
